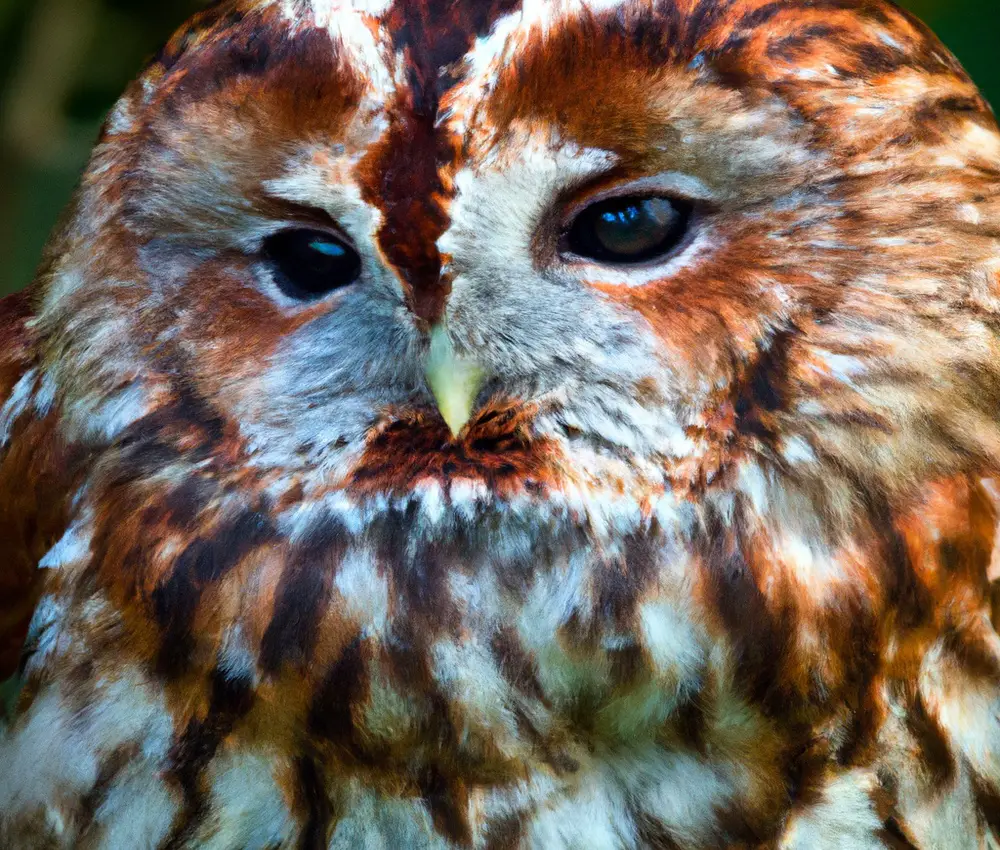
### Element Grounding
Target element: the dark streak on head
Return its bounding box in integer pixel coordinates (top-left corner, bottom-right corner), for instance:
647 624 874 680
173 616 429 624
972 774 1000 835
384 536 465 639
878 820 921 850
356 0 521 325
596 532 662 628
634 814 686 850
384 0 523 82
733 327 796 445
832 662 883 767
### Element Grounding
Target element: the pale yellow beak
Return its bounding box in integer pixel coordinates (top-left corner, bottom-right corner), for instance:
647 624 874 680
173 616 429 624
425 323 485 436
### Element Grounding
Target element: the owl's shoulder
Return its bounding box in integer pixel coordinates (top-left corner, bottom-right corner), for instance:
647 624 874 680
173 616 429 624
0 288 33 396
0 288 70 682
979 477 1000 629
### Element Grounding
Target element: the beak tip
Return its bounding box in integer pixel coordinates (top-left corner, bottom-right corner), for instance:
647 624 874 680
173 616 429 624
425 324 484 438
441 414 468 438
431 380 479 437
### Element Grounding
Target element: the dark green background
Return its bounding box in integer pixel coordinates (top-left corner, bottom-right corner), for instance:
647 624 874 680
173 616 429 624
0 0 997 297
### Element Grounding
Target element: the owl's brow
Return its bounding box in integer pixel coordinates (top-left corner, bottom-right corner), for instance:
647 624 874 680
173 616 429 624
146 3 363 105
252 197 342 232
343 1 528 325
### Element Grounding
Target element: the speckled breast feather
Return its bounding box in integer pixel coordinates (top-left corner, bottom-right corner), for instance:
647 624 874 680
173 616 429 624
1 0 1000 847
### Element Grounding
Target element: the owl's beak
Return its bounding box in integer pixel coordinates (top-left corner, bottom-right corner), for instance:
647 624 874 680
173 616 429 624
425 323 485 436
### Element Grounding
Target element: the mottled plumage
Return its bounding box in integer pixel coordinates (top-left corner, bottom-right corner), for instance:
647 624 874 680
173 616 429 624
2 0 1000 847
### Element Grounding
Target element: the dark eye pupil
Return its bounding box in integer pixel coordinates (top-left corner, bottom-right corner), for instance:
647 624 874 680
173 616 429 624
568 196 691 263
263 229 361 299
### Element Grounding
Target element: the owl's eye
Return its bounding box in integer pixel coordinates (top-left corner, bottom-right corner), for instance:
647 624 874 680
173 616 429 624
566 196 692 264
262 229 362 299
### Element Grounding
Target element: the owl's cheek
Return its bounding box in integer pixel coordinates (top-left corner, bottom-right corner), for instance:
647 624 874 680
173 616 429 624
614 296 781 398
173 262 330 394
160 260 386 471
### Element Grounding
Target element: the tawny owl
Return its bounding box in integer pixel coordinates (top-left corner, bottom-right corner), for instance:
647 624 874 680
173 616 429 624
1 0 1000 847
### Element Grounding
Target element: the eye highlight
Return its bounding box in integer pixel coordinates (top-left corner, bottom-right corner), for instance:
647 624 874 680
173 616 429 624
262 228 362 300
565 196 692 264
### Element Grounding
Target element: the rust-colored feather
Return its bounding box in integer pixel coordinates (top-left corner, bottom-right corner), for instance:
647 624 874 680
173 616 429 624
0 289 42 681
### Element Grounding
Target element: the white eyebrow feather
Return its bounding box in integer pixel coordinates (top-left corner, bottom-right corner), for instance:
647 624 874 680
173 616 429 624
274 0 402 92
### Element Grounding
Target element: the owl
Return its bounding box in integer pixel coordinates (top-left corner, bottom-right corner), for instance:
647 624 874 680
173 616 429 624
1 0 1000 846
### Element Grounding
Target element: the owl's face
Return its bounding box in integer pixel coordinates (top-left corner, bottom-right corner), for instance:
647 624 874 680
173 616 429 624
38 0 1000 536
6 2 1000 844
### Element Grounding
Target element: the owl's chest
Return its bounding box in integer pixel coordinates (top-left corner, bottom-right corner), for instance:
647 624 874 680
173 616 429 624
205 511 728 767
5 494 839 847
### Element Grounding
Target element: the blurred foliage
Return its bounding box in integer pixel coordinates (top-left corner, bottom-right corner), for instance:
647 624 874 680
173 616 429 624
0 0 997 297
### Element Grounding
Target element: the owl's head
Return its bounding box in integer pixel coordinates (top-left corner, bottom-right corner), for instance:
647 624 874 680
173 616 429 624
32 0 1000 535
